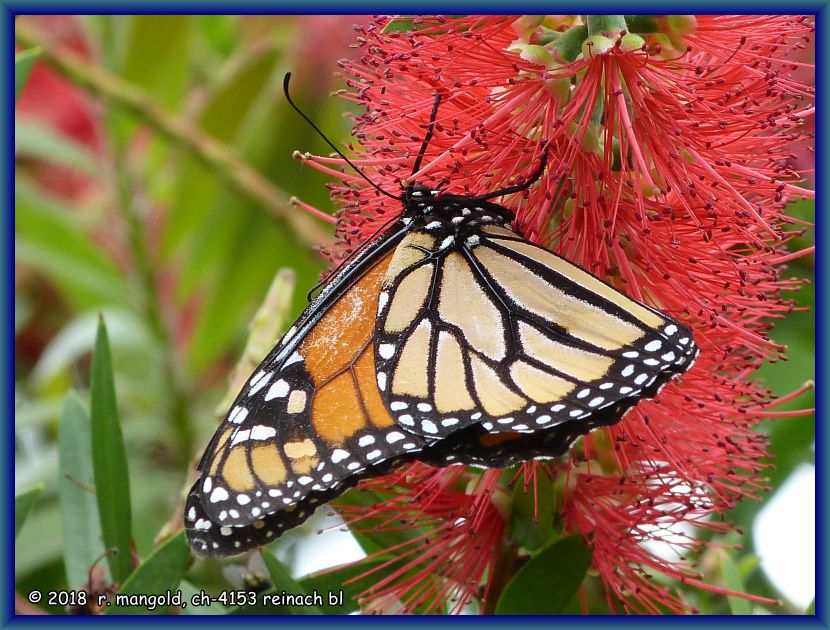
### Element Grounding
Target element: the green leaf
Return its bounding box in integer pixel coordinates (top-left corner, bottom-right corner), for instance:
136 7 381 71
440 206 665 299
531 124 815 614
554 24 588 62
805 598 815 615
106 532 190 614
381 16 466 34
15 483 44 538
496 534 592 614
58 394 107 590
15 121 97 174
15 176 129 309
120 16 191 109
90 316 133 584
719 550 752 615
216 268 295 412
14 503 67 578
259 549 323 614
382 17 416 33
15 47 40 101
15 238 128 311
184 219 281 371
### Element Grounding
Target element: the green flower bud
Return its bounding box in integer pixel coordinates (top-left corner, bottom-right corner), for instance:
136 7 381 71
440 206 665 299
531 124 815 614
667 14 697 35
544 76 572 105
582 34 616 59
620 32 646 53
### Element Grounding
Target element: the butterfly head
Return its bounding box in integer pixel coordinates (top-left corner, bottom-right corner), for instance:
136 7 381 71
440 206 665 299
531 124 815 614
403 183 439 209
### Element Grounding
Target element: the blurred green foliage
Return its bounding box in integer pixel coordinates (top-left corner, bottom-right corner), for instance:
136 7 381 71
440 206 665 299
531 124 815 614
13 15 814 616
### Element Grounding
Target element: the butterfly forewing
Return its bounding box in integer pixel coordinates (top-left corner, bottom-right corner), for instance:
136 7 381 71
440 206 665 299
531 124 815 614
374 197 698 440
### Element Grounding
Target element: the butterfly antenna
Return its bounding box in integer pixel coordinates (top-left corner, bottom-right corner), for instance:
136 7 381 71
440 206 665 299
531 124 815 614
409 93 442 181
283 73 401 201
471 145 550 202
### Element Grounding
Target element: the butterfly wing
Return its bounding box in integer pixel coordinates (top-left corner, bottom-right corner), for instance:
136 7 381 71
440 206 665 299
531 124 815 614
187 196 698 557
186 227 433 557
374 202 698 440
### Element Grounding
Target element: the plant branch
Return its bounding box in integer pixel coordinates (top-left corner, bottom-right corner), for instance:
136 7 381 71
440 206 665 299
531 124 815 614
15 20 335 248
111 140 197 466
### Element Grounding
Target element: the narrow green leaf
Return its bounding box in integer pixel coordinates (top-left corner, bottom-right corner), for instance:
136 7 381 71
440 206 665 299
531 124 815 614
259 549 323 614
216 268 295 413
15 239 129 310
719 551 752 615
496 534 592 614
15 121 97 173
736 553 761 579
106 532 190 614
15 47 40 101
15 483 44 538
58 394 106 589
14 503 66 578
805 599 815 615
90 316 133 584
15 177 130 309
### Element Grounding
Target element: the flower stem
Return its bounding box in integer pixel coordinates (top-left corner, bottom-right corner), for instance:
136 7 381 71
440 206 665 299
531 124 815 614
14 20 334 247
482 539 521 614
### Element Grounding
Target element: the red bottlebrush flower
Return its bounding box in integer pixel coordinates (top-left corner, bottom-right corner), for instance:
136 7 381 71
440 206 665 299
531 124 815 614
298 15 814 614
337 465 509 614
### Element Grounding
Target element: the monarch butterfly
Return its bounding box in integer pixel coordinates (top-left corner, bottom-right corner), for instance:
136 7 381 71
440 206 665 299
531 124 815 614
185 74 698 557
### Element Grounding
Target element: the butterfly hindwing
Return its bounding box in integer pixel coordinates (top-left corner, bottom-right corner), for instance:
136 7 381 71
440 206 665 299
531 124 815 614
374 196 698 440
186 236 432 557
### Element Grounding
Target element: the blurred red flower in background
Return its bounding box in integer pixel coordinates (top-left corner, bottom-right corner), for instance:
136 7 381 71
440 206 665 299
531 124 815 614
16 16 102 201
298 15 815 613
